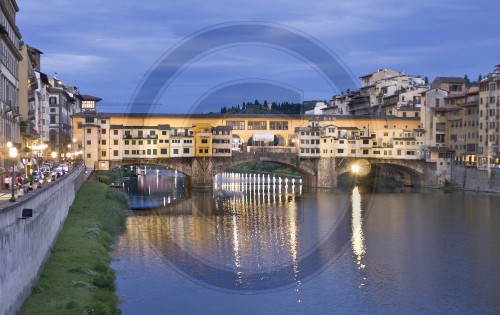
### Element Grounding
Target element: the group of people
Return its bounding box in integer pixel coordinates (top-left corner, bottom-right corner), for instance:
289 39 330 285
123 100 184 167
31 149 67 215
3 174 44 198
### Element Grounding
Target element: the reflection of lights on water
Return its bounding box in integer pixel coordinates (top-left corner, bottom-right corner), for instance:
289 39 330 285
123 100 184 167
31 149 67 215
351 186 366 269
163 196 166 207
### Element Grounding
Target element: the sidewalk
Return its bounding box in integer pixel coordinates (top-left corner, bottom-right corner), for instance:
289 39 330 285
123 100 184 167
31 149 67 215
0 167 93 210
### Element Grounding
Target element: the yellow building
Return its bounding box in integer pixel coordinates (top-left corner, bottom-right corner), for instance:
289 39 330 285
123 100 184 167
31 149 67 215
193 123 212 157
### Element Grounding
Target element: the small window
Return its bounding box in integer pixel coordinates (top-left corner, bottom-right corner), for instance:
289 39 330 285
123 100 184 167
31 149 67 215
101 129 107 135
113 130 119 135
102 140 107 145
161 148 168 154
183 148 189 154
114 140 118 145
87 140 91 145
162 131 167 135
87 128 91 134
101 120 106 124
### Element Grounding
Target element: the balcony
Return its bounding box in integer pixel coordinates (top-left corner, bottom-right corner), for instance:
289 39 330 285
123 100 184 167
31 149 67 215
20 125 39 138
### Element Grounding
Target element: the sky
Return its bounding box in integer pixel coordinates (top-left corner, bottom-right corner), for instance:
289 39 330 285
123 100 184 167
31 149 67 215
17 0 500 114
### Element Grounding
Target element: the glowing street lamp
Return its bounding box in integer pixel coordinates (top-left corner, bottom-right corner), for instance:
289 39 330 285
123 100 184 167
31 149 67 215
351 164 360 174
51 151 57 159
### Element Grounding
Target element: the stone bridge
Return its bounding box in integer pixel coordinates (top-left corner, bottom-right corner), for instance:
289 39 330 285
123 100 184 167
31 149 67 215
110 153 440 189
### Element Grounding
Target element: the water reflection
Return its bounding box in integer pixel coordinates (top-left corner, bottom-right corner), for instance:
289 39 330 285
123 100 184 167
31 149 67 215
351 186 366 269
121 172 371 291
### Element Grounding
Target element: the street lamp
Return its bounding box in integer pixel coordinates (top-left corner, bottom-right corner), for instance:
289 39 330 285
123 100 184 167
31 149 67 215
9 146 18 202
51 151 57 159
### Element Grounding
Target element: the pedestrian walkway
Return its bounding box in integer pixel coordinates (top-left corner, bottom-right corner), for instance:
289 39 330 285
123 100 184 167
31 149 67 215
0 167 92 210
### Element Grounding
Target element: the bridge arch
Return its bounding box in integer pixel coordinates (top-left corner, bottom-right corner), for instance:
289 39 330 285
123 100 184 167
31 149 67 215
336 158 426 186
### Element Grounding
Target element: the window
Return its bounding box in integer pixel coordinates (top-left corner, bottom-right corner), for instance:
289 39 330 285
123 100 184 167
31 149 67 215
270 121 288 130
226 121 245 130
205 149 208 153
101 129 106 135
125 140 129 145
101 120 106 124
199 149 203 154
87 140 91 145
162 131 167 135
50 115 56 124
87 128 91 134
337 149 344 153
85 117 94 123
201 139 208 144
101 151 106 157
363 149 369 155
150 130 156 135
113 130 119 135
138 131 143 137
114 140 118 145
49 97 57 105
77 122 82 129
124 150 130 155
173 149 179 154
147 140 151 144
102 140 107 145
132 140 136 145
153 149 157 155
147 149 151 155
247 121 267 130
436 123 446 131
183 148 189 154
138 140 143 145
87 154 91 158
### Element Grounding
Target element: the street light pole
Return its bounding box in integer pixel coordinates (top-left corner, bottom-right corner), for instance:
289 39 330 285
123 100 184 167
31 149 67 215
8 144 18 202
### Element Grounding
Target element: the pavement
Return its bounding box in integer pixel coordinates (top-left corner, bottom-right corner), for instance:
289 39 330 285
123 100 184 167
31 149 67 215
0 166 93 210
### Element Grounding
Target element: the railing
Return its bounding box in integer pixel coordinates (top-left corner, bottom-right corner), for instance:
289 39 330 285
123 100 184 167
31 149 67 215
246 146 298 154
20 125 38 137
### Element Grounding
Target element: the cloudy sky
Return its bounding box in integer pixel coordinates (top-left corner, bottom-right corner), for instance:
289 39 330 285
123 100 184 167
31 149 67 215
17 0 500 113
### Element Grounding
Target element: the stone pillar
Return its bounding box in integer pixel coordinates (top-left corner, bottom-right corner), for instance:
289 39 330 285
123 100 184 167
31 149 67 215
189 157 213 189
315 157 337 188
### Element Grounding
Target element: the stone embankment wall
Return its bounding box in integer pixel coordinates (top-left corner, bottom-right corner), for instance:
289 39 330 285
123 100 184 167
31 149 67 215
0 167 85 315
451 165 500 192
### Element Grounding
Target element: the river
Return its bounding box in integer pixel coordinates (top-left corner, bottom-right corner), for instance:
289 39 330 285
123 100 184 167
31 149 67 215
112 170 500 314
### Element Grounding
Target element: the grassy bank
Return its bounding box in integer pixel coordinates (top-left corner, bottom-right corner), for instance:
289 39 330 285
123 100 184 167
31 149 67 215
98 170 137 186
19 183 128 315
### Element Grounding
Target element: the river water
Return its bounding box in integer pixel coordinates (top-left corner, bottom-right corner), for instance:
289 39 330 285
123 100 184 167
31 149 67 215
112 170 500 315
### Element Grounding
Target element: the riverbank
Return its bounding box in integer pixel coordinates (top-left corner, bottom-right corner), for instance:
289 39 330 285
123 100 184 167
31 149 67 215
18 183 128 315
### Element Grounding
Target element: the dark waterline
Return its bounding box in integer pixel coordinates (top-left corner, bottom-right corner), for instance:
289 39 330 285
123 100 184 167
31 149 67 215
112 172 500 314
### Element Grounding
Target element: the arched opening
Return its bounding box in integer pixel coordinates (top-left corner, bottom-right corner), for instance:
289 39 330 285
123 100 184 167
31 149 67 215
232 134 243 153
338 163 421 192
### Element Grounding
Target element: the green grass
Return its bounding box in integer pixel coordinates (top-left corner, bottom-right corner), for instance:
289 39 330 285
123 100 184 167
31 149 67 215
19 183 129 315
98 170 136 186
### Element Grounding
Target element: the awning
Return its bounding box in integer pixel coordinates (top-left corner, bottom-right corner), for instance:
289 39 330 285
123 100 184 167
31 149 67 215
253 133 275 141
